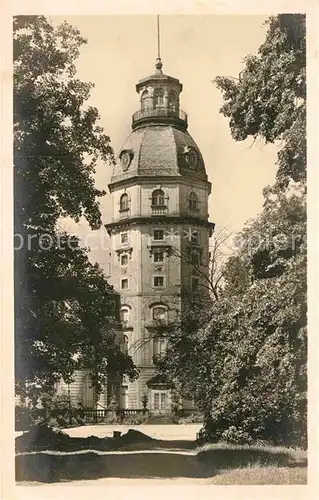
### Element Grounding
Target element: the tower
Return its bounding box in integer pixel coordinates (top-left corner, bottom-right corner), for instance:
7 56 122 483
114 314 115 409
105 21 214 413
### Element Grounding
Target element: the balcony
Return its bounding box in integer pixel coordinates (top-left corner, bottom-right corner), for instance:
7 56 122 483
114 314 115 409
119 208 130 220
151 205 168 216
132 107 188 130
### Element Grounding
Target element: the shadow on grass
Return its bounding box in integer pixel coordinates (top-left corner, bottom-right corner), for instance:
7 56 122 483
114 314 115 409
197 446 307 471
15 427 307 483
16 451 211 482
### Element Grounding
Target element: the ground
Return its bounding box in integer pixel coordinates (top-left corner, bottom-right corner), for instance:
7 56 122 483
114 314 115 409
15 424 307 487
62 423 202 441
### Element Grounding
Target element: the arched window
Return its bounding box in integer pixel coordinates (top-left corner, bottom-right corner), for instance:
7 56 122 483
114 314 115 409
120 193 130 212
141 90 149 111
120 307 129 323
188 191 199 211
152 305 167 322
168 91 177 110
151 189 165 206
153 89 164 108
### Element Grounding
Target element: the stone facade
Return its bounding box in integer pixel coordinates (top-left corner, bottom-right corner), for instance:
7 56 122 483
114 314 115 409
53 58 214 414
104 57 214 413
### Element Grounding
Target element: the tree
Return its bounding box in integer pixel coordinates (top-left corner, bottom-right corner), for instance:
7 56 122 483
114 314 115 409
157 14 307 446
215 14 306 190
14 16 114 232
14 16 138 402
204 190 306 446
159 190 306 445
169 227 232 301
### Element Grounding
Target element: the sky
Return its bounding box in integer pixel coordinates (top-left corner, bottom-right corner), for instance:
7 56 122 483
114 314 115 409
52 15 279 267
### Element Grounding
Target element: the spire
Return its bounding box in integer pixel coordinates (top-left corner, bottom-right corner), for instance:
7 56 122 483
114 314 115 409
155 14 163 73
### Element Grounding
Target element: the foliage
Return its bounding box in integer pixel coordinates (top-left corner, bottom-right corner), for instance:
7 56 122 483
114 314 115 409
215 14 306 190
221 254 251 296
220 427 253 445
117 412 150 425
15 404 84 431
14 15 138 404
162 186 306 448
158 14 307 447
170 227 232 301
14 15 114 232
174 412 203 425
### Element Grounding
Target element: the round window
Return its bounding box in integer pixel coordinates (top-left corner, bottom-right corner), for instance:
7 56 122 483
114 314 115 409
187 149 198 168
121 151 131 170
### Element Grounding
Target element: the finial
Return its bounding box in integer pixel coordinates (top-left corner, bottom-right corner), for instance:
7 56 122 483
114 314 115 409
155 57 163 72
155 14 163 73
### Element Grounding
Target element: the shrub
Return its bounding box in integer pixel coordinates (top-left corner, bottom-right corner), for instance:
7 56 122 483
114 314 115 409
177 412 203 424
220 426 253 445
15 406 33 431
117 412 150 425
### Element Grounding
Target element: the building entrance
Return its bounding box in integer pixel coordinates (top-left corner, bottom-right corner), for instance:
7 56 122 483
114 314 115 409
151 389 170 414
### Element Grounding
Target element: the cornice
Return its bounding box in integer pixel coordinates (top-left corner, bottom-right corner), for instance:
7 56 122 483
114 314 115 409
108 175 212 192
105 215 215 235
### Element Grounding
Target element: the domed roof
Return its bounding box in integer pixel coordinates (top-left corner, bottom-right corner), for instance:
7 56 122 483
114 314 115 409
110 125 207 184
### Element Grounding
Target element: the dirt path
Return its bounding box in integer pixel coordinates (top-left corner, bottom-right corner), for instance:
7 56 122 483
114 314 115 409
15 425 306 487
61 423 202 441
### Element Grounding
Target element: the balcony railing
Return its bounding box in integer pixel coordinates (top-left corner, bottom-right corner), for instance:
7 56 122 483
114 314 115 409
151 205 168 216
132 107 188 128
119 208 130 219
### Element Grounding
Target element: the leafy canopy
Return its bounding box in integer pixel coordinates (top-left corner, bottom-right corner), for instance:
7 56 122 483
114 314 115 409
14 15 114 232
14 16 138 401
158 14 307 446
215 14 306 189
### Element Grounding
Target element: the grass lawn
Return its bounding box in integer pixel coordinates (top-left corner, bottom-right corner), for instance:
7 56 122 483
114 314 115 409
209 466 307 485
196 442 307 484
